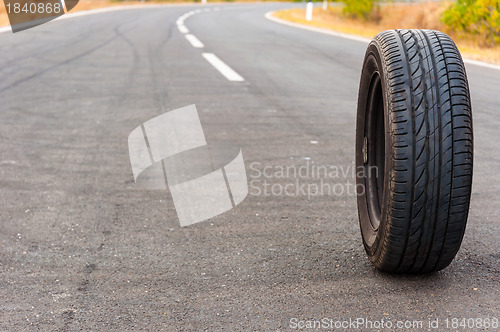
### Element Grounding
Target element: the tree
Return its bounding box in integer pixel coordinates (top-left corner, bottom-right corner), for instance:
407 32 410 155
442 0 500 45
342 0 377 20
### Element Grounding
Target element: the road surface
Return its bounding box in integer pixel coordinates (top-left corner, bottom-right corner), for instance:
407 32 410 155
1 3 498 330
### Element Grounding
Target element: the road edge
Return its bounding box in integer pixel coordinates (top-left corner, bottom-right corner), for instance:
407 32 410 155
264 10 371 44
264 10 500 71
0 3 201 34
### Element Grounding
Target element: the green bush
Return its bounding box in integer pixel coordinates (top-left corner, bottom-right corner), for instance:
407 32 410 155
442 0 500 45
342 0 376 20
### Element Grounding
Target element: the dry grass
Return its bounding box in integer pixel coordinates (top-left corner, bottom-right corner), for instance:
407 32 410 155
274 3 500 64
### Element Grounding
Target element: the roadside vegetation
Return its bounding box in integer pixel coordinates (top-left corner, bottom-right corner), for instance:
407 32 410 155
274 0 500 64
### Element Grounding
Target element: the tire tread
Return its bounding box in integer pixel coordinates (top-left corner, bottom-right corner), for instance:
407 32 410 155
367 29 473 273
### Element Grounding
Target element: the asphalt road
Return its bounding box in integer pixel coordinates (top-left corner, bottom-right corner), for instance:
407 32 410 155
1 3 498 331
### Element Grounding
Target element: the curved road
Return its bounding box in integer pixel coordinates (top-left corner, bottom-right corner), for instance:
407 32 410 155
1 3 499 330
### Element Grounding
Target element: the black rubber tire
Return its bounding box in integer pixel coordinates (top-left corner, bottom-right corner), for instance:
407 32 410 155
355 29 473 273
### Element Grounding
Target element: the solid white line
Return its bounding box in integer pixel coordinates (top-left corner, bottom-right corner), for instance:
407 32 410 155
185 34 204 48
202 53 245 82
264 10 500 72
59 4 167 20
463 59 500 71
264 10 371 44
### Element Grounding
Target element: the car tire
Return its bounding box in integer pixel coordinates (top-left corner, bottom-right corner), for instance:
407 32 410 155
355 29 473 273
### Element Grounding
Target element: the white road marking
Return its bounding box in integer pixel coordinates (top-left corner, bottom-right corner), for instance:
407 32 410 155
185 34 204 48
264 10 500 71
202 53 245 82
177 22 189 34
0 4 193 34
176 9 206 34
463 58 500 71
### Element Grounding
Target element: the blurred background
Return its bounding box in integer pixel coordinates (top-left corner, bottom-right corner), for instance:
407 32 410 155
1 0 499 63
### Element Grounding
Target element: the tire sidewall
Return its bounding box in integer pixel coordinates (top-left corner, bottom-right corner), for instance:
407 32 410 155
356 41 392 260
